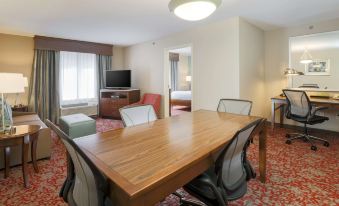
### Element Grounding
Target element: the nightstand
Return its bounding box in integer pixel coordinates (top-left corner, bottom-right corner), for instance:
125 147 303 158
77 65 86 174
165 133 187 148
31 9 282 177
11 105 28 112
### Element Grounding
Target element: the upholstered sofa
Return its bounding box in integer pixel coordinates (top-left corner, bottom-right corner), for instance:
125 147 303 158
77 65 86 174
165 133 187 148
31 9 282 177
0 112 51 169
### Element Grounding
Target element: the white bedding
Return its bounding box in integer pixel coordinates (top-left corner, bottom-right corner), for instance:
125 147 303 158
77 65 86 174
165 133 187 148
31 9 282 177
171 91 191 100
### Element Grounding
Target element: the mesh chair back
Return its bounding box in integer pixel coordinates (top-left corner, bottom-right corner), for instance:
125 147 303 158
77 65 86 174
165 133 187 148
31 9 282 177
217 99 252 115
216 119 262 191
120 104 158 127
283 89 311 118
46 120 111 206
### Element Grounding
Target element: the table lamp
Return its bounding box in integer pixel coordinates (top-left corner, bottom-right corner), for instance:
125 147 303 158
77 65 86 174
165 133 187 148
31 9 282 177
186 75 192 90
0 73 25 132
284 68 304 88
14 77 29 106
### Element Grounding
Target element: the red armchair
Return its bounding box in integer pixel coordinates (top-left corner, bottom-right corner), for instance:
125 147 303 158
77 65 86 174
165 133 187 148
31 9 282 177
133 93 161 118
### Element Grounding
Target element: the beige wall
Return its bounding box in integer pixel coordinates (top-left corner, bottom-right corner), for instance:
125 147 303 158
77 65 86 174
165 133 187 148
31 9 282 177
177 54 191 91
0 33 34 105
239 18 265 116
112 46 125 70
124 17 240 117
264 18 339 131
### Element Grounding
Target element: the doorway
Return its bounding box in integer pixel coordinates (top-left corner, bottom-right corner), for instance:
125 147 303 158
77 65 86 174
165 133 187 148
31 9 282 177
164 46 193 117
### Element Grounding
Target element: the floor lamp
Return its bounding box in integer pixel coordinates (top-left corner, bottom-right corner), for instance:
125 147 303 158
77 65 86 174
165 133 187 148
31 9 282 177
0 73 25 133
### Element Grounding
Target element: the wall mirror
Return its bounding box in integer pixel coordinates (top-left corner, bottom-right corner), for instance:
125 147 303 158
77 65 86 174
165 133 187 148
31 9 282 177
289 30 339 89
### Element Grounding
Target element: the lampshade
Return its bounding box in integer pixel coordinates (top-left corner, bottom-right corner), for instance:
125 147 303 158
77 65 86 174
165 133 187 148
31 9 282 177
0 73 25 93
300 49 313 64
23 77 28 87
169 0 222 21
284 68 304 76
186 75 192 82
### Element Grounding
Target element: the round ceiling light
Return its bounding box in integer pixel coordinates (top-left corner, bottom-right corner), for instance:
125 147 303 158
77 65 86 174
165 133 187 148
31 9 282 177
169 0 222 21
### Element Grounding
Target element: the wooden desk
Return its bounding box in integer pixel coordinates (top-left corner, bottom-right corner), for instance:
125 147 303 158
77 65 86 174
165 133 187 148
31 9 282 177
271 95 339 128
0 125 41 187
75 110 267 206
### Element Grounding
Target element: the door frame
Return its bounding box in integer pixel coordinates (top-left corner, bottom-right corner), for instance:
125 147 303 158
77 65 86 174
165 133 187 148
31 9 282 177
163 44 193 118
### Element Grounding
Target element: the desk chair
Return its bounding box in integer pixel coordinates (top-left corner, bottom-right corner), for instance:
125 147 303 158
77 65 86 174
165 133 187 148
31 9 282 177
217 99 252 115
217 99 255 177
175 119 264 206
119 104 157 127
46 120 112 206
132 93 161 118
283 89 330 151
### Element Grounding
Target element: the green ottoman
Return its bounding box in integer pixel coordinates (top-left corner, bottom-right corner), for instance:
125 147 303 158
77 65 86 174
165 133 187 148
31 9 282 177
59 113 96 139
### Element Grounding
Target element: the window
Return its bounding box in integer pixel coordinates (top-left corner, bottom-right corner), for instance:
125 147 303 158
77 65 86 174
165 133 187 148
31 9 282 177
60 51 97 106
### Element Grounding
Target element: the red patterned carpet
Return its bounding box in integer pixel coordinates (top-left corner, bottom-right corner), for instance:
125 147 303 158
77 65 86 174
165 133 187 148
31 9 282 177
0 119 338 206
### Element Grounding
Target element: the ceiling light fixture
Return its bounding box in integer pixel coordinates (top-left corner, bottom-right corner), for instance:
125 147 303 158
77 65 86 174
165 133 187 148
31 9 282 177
169 0 222 21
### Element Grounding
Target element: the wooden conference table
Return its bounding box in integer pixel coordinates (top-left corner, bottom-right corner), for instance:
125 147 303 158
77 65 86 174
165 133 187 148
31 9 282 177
75 110 267 206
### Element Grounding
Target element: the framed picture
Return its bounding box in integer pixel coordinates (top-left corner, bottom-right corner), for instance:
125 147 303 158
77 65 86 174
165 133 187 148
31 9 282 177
305 60 330 75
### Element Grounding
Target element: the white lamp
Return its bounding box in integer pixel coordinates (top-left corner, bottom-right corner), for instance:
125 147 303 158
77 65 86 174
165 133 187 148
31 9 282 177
284 68 304 88
0 73 25 132
300 49 313 64
185 75 192 82
23 77 28 88
14 77 29 106
169 0 222 21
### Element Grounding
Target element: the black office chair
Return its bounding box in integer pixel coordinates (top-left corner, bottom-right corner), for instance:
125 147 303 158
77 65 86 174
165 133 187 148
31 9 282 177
175 118 264 206
283 89 330 151
46 120 112 206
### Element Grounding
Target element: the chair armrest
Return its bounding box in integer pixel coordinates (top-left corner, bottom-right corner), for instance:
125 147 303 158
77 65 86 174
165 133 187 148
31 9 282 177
12 111 37 117
311 106 328 116
189 174 227 205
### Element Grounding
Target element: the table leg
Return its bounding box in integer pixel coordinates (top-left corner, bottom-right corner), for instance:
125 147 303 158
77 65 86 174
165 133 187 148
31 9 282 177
271 101 275 130
259 123 267 183
31 134 39 173
4 147 10 178
279 104 285 127
22 135 30 188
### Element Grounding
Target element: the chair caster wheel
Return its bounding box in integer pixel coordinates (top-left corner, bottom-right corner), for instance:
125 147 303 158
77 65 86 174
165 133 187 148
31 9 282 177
311 146 317 151
285 134 290 138
285 140 292 145
323 142 330 147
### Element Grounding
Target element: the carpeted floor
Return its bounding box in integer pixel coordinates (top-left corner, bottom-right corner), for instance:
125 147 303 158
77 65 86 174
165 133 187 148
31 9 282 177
0 118 338 206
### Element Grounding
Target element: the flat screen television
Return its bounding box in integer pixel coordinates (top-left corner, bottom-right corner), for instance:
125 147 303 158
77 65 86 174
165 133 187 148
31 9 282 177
106 70 131 88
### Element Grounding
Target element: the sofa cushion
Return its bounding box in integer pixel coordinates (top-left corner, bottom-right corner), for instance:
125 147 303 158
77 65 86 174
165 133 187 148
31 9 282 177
14 119 48 129
13 114 42 124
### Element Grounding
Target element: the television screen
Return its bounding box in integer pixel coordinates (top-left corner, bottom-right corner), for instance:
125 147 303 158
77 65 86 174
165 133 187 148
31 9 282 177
106 70 131 88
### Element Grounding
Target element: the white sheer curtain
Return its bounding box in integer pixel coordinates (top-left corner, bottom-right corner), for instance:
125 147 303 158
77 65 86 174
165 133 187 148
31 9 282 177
60 51 97 106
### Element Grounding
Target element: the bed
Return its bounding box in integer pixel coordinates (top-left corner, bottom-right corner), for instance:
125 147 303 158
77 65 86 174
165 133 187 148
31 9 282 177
171 90 191 107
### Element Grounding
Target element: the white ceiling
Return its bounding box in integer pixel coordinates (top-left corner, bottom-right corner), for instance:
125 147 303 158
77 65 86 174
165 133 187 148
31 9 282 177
169 47 192 55
1 0 339 46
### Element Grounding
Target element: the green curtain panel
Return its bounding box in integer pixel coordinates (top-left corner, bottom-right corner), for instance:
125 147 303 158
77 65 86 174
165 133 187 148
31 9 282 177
170 60 178 91
97 54 112 95
28 50 60 123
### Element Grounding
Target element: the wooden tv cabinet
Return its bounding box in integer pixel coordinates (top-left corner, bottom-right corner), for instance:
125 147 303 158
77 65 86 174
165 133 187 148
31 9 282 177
99 89 140 119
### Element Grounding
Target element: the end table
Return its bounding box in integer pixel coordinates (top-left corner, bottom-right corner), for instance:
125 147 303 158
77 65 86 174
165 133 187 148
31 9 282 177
0 125 41 188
